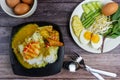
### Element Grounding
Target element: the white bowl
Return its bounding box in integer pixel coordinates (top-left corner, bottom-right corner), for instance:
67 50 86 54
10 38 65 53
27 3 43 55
0 0 37 18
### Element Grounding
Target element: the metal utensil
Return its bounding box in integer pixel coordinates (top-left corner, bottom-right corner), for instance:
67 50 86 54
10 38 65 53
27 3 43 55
69 52 117 78
69 52 105 80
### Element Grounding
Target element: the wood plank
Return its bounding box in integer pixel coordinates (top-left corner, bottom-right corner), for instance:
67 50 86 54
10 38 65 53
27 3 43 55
38 0 83 3
0 26 120 54
35 0 120 3
0 0 120 79
0 78 119 80
0 0 119 26
0 26 120 55
0 3 78 27
0 54 119 79
1 0 119 3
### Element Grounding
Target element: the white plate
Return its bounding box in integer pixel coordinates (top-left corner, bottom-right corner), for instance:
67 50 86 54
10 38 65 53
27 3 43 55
70 0 120 53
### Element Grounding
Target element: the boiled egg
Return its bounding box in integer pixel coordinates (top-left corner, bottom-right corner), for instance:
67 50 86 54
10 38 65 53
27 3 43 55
91 34 103 49
79 29 103 49
102 2 118 16
6 0 20 8
14 3 30 15
79 30 92 44
22 0 34 5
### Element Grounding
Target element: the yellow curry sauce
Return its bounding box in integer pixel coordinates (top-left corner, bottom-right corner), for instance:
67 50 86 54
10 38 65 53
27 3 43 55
12 24 63 69
12 24 39 69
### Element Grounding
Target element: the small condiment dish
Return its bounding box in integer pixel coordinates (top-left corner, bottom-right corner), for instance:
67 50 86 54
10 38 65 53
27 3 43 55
0 0 37 18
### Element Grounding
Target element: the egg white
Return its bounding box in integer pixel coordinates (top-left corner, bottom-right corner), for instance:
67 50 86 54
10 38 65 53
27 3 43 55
91 34 103 49
79 30 91 44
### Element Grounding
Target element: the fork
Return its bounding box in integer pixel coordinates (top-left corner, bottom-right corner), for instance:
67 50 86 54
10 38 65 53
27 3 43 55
69 52 105 80
69 52 117 78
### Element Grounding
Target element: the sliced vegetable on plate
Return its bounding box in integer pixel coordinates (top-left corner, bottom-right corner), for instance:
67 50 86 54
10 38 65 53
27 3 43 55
72 15 84 37
70 0 120 53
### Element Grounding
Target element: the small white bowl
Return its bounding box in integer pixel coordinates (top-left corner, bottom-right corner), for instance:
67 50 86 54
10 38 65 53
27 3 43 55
0 0 37 18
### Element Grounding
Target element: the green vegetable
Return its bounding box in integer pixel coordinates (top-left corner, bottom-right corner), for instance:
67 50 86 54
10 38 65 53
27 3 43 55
104 18 120 38
81 12 86 21
82 11 100 24
83 17 94 27
86 10 100 18
82 16 92 24
82 4 90 14
82 11 100 28
86 2 96 11
92 12 101 18
84 18 94 28
85 11 95 18
104 6 120 38
81 1 102 28
82 1 102 14
96 1 102 8
112 6 120 20
91 1 99 10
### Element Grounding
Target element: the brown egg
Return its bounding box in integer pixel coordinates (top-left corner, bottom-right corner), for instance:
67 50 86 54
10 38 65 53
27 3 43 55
102 2 118 16
6 0 20 8
14 3 30 15
22 0 34 5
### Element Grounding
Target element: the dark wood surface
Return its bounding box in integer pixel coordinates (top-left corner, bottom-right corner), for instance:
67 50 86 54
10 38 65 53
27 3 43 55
0 0 120 80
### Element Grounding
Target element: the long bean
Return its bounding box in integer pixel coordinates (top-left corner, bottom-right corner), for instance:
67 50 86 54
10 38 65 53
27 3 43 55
81 12 86 21
84 19 94 28
82 12 100 28
83 18 94 28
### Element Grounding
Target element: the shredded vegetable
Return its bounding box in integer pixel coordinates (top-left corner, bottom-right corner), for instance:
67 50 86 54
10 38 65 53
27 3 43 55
88 14 113 34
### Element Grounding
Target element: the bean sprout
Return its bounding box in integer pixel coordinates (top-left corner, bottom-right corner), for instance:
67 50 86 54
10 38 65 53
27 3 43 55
88 15 115 34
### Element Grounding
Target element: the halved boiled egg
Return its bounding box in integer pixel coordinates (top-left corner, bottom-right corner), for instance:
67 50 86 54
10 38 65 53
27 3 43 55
79 29 103 49
79 30 92 44
91 34 103 49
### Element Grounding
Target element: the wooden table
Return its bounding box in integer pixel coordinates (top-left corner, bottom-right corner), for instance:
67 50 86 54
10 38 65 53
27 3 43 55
0 0 120 80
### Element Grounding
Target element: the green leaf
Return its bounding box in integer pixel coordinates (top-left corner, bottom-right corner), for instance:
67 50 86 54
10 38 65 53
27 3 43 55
109 34 119 38
103 28 112 36
112 24 118 33
118 18 120 26
112 6 120 20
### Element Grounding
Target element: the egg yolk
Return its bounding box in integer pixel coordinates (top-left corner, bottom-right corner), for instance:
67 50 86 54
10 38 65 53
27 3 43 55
84 31 92 40
91 34 100 43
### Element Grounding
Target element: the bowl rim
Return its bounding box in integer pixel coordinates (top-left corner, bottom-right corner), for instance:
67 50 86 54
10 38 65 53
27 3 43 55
0 0 37 18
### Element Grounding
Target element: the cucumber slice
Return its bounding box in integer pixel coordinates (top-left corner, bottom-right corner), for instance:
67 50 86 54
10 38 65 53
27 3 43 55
91 1 99 10
96 1 102 9
86 2 96 11
82 4 90 14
